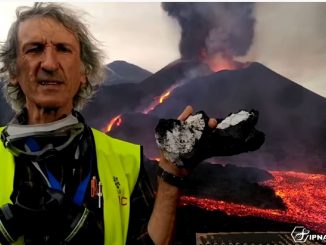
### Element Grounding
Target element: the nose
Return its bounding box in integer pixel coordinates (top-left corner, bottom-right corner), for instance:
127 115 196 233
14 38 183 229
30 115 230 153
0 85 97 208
41 46 59 72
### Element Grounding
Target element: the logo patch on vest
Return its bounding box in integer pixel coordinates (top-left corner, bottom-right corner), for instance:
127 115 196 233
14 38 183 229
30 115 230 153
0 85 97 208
113 176 128 206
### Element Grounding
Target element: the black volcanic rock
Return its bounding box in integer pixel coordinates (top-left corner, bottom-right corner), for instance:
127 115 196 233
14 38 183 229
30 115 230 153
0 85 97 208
104 60 152 86
155 109 265 168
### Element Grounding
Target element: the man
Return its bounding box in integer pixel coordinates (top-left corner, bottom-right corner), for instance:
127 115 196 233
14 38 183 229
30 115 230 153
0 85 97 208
0 3 217 245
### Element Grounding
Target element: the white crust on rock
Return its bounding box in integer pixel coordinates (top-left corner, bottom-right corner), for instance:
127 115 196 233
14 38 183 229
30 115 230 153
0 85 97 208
217 110 251 129
156 113 206 165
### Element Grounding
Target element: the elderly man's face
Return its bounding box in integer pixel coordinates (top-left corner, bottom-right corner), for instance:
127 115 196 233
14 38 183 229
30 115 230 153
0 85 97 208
12 17 86 112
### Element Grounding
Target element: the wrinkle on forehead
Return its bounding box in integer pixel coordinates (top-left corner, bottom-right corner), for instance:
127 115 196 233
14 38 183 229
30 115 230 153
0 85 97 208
18 17 79 48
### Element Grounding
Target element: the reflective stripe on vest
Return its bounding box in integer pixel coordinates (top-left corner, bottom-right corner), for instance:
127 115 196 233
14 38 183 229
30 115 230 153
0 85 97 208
0 127 141 245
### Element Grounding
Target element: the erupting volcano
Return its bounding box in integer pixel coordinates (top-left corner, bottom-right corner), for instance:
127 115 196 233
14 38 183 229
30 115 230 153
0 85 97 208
98 58 325 243
80 3 326 243
200 50 250 73
0 2 324 244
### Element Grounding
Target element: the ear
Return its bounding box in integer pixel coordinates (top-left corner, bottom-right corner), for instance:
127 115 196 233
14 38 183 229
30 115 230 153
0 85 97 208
9 75 19 86
80 74 87 85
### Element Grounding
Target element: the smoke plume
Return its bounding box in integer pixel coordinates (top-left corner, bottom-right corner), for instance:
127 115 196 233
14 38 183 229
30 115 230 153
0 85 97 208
161 2 255 60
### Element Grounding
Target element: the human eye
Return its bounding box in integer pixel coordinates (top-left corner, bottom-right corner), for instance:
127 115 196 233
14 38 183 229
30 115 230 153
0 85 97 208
56 43 72 53
25 44 44 54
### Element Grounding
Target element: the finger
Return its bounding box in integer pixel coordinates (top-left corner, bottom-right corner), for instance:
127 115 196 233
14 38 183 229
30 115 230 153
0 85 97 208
177 105 193 121
208 118 218 128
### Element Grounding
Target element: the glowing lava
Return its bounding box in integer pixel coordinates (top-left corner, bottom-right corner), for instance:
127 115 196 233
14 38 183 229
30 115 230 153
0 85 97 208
143 85 178 114
159 91 171 103
104 83 177 133
105 114 122 133
200 49 249 72
181 171 326 234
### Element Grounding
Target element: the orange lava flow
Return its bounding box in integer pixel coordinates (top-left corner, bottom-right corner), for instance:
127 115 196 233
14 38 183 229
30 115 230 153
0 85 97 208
143 89 173 114
105 114 122 133
181 171 326 233
159 91 171 103
142 81 186 114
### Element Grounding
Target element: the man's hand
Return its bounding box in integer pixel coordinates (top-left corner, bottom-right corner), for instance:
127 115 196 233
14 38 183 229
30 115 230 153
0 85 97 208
148 105 218 245
177 105 217 128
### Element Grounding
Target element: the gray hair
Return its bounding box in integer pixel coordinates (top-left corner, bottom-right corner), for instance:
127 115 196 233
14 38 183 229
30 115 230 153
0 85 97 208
0 2 105 111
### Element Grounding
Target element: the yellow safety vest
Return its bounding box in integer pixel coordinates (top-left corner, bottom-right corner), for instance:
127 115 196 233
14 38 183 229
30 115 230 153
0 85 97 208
0 127 141 245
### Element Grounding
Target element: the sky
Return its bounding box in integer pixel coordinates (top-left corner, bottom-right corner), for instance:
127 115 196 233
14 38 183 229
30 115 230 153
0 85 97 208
0 2 325 97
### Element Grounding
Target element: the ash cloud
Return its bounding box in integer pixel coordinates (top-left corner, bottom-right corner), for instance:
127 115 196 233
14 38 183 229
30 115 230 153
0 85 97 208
161 2 255 59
